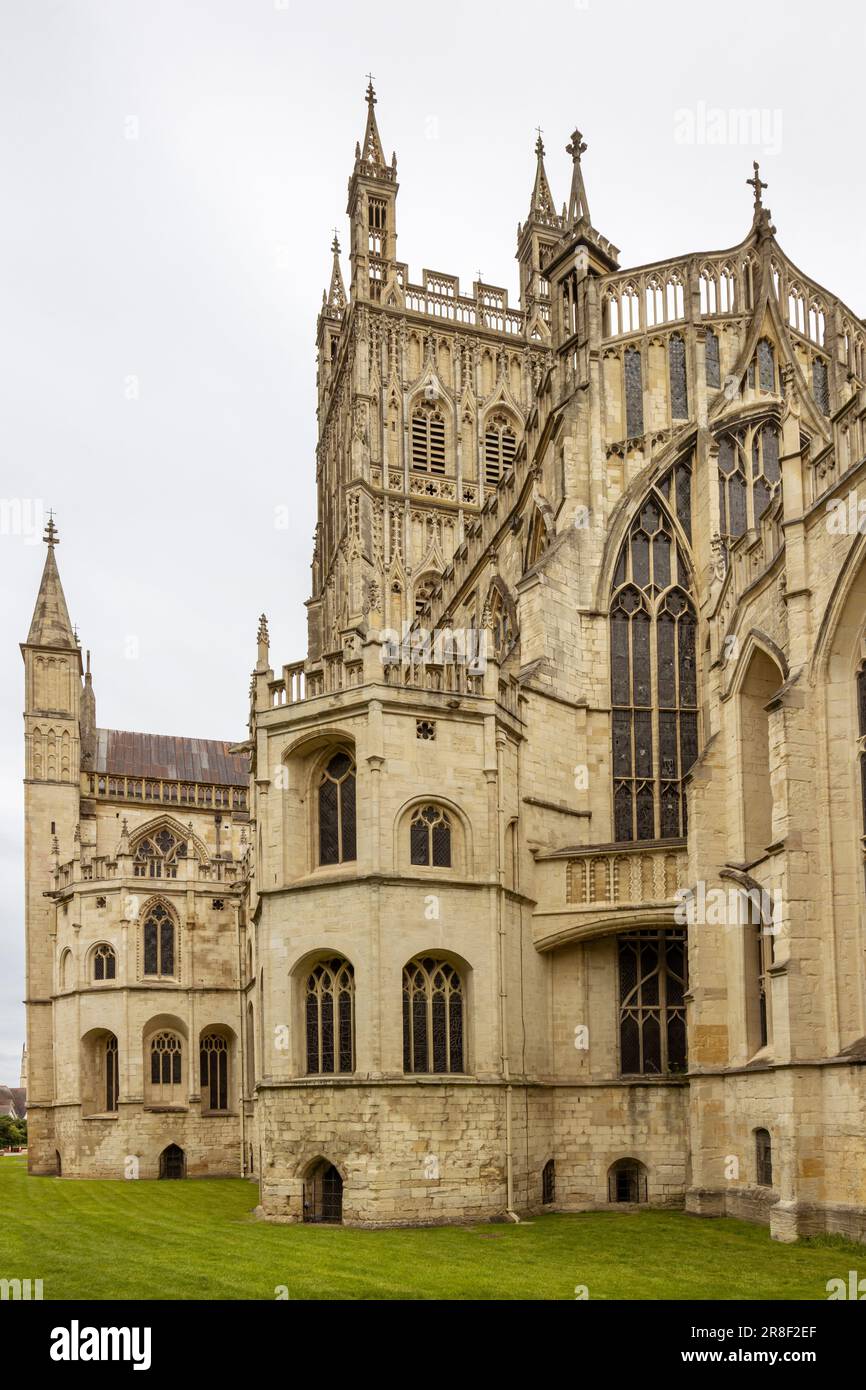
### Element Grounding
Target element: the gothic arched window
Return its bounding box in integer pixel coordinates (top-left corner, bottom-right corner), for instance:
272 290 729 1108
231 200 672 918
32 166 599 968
305 958 355 1074
92 943 116 982
318 752 357 866
812 358 830 415
149 1031 183 1105
484 414 517 486
624 347 644 437
486 584 515 659
618 928 688 1075
751 913 774 1051
142 902 176 978
411 405 446 475
402 957 464 1074
133 827 187 880
705 328 721 388
105 1034 119 1112
756 338 776 393
751 422 781 522
718 422 782 547
610 498 697 841
410 806 452 868
200 1032 229 1111
668 334 688 418
718 432 747 543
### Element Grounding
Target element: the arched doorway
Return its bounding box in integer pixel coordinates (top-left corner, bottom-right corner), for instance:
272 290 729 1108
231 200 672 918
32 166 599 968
55 1150 62 1177
303 1159 343 1223
159 1144 185 1180
608 1157 648 1203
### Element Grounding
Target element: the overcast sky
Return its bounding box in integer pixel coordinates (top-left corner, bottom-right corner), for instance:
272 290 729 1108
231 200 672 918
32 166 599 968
0 0 863 1084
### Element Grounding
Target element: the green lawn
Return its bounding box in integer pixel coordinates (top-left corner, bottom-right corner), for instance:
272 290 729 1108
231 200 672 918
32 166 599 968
0 1156 858 1300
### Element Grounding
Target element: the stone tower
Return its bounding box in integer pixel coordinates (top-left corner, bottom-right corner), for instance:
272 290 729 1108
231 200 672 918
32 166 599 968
307 83 549 664
21 516 82 1172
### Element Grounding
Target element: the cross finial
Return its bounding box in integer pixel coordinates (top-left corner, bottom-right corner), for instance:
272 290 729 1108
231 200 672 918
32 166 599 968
331 226 340 254
44 510 58 547
476 269 484 286
535 125 544 156
747 160 768 208
566 128 587 162
365 73 376 103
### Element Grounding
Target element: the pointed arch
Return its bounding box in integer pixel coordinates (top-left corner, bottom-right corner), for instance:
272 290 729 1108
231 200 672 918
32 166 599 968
482 575 518 660
709 274 830 442
413 569 441 619
138 897 180 980
130 815 208 877
523 494 556 571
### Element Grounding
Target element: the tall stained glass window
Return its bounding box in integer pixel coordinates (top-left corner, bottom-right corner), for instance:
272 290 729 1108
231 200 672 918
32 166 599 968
610 496 698 841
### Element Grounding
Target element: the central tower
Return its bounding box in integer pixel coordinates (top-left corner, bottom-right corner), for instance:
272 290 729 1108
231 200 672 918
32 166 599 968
307 83 550 665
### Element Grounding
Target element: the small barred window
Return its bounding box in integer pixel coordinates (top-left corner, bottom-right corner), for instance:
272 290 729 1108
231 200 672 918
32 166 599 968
755 1129 773 1187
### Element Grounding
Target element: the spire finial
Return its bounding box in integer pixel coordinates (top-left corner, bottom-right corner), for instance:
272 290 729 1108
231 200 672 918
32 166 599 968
566 128 587 162
44 510 58 547
565 127 591 228
356 74 387 171
747 160 768 209
331 226 340 255
527 126 556 221
256 612 270 670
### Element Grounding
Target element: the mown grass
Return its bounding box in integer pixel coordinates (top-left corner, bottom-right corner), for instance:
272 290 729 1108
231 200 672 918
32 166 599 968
0 1156 857 1300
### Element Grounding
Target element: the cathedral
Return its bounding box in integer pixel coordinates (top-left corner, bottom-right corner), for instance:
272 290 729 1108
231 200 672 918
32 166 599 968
21 84 866 1239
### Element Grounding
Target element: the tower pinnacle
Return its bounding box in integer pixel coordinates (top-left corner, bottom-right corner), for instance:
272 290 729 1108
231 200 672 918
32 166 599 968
325 231 347 313
357 76 387 172
528 128 557 222
25 513 77 650
565 128 591 228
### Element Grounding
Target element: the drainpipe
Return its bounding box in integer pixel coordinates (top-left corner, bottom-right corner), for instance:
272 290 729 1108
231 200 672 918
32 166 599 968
236 905 246 1179
492 719 519 1223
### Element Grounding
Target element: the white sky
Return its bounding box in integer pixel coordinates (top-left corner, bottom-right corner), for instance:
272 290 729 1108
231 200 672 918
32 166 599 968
1 0 864 1082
